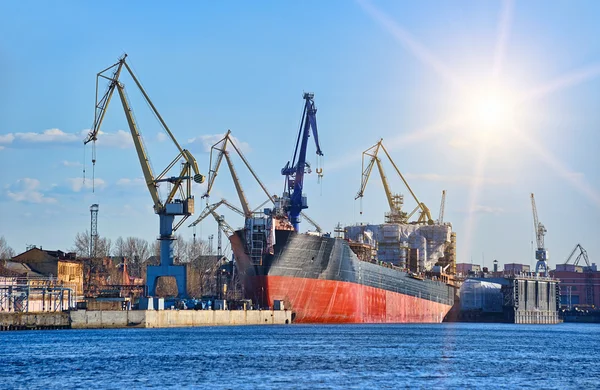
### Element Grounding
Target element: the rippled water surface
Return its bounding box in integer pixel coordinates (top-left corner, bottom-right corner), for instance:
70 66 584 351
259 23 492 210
1 323 599 389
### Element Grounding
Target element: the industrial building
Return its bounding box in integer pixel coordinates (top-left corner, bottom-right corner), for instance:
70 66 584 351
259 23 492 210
10 247 84 297
455 275 560 324
553 264 600 309
456 263 481 276
504 263 531 274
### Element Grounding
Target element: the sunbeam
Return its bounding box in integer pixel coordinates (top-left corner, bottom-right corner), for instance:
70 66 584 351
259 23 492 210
520 63 600 102
356 0 463 90
515 129 600 208
462 138 491 263
492 0 515 78
326 117 463 173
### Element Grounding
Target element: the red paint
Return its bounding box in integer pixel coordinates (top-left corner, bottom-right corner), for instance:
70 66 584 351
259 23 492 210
250 275 452 323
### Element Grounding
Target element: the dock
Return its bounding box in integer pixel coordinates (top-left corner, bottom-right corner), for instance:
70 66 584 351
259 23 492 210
0 309 292 331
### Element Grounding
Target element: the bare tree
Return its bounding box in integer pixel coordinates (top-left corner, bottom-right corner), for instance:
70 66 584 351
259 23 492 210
97 237 112 259
72 231 91 257
73 231 112 259
113 236 126 257
0 236 15 260
152 239 160 258
173 234 189 263
121 237 150 277
186 237 208 261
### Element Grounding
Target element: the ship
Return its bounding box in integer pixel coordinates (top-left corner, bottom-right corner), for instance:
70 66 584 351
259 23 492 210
230 214 457 323
227 93 456 323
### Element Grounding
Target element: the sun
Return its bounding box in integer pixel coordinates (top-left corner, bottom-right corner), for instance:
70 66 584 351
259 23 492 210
465 82 517 132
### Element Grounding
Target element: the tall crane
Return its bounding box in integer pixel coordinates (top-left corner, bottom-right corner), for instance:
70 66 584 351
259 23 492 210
530 193 549 275
83 54 205 297
438 190 446 224
281 93 323 231
356 139 433 225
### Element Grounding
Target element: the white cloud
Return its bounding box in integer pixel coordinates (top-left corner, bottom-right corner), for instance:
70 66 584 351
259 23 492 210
471 205 505 215
0 128 133 148
187 133 252 154
5 178 57 204
0 133 15 144
156 132 167 142
15 128 78 143
0 146 4 151
66 177 107 192
62 160 83 167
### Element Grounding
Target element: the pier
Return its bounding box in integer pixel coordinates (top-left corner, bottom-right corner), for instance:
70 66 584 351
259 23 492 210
0 309 292 331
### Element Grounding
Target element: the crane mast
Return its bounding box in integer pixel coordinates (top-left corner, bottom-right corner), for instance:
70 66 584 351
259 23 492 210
84 54 205 298
438 190 446 224
281 93 323 231
530 193 549 275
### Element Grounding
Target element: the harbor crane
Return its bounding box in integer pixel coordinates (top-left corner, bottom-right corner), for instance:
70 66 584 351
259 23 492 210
356 139 433 225
564 243 595 305
198 129 322 232
83 54 205 297
530 193 549 275
281 93 323 231
564 244 590 267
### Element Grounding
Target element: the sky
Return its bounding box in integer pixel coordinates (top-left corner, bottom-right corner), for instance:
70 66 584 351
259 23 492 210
1 1 599 270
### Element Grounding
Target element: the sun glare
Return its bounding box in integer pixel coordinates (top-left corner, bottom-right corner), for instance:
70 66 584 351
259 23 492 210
465 83 517 132
468 85 516 131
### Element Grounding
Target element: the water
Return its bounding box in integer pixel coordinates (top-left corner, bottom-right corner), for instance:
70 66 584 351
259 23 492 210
1 323 599 389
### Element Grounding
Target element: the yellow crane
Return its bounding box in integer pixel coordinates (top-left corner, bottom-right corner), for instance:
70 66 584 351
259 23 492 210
83 54 205 297
356 139 433 225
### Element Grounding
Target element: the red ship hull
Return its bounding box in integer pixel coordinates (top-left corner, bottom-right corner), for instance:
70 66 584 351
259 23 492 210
249 275 452 323
231 229 455 323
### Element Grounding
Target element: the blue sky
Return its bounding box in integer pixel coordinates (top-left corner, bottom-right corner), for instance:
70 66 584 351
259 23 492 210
1 1 599 269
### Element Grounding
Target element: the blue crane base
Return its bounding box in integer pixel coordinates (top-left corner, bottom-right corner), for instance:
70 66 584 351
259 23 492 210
146 265 187 299
145 214 188 298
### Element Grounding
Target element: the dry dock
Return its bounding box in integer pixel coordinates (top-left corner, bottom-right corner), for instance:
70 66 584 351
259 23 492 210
449 275 560 324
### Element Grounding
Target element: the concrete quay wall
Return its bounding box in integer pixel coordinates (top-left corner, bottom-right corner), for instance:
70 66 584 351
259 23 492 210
70 309 292 329
0 312 70 330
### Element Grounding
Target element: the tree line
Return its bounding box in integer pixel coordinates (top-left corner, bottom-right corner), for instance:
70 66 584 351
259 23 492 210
71 231 214 277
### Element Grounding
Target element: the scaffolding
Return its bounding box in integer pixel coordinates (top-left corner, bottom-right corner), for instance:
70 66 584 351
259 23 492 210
0 277 76 313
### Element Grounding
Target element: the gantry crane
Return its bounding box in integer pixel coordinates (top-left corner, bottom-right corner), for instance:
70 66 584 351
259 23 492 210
199 129 322 232
281 93 323 231
356 139 433 225
83 54 205 297
530 193 549 275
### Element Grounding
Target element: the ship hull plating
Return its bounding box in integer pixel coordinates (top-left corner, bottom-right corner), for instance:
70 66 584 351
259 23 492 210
231 229 454 324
